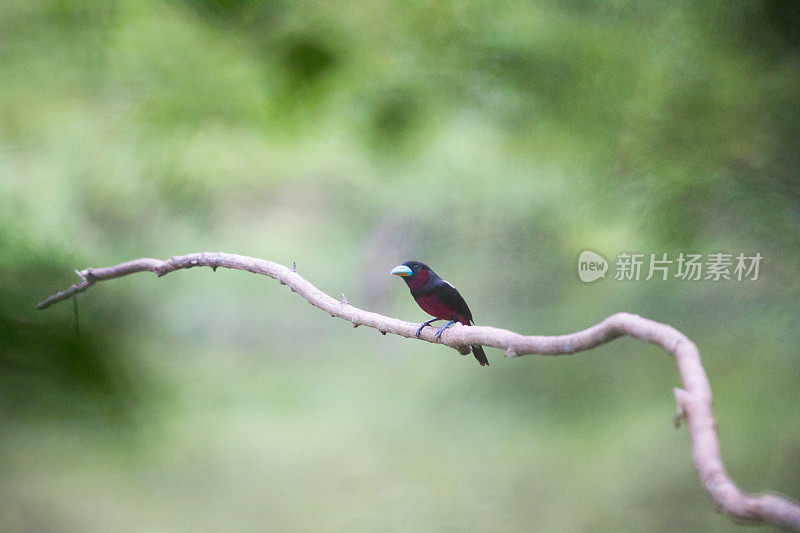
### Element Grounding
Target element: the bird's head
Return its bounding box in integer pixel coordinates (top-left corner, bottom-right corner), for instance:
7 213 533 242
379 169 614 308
390 260 432 290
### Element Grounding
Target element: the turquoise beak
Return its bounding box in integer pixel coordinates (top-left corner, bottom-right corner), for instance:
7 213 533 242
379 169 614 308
391 264 412 277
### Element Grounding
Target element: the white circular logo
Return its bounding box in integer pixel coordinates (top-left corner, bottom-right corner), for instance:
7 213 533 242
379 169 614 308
578 251 608 283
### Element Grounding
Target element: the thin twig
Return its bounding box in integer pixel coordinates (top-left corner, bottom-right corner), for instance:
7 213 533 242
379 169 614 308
72 294 79 336
36 252 800 531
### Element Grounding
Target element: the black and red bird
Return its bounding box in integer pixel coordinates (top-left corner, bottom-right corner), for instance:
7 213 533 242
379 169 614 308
391 260 488 366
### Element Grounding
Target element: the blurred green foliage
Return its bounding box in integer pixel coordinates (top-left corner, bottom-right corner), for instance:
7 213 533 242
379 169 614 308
1 1 799 530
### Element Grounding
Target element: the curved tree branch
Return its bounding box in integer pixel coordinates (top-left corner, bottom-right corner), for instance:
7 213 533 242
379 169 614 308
37 252 800 531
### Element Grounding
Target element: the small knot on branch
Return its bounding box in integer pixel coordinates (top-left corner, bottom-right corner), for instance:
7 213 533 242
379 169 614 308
290 261 296 273
672 388 691 428
214 252 223 271
340 293 349 305
82 268 96 281
674 405 686 428
505 347 519 358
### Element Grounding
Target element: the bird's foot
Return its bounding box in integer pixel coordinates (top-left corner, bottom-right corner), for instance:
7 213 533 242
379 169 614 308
415 318 440 338
435 320 457 339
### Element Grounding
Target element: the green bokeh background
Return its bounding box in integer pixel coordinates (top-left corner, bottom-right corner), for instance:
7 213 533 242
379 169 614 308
2 1 799 531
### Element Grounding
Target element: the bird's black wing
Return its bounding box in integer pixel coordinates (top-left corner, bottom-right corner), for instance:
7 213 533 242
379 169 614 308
430 279 474 324
431 278 488 366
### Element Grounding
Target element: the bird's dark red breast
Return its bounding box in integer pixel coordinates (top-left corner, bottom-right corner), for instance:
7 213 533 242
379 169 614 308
413 294 470 325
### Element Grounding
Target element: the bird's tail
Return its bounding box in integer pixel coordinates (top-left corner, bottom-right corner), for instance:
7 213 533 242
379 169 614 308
471 345 489 366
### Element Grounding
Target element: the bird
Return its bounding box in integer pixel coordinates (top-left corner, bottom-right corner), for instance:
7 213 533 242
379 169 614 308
390 260 488 366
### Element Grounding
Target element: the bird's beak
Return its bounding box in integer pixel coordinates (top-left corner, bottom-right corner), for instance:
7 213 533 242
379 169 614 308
390 265 412 277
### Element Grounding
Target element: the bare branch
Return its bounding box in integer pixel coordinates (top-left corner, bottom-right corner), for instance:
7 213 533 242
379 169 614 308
36 252 800 531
